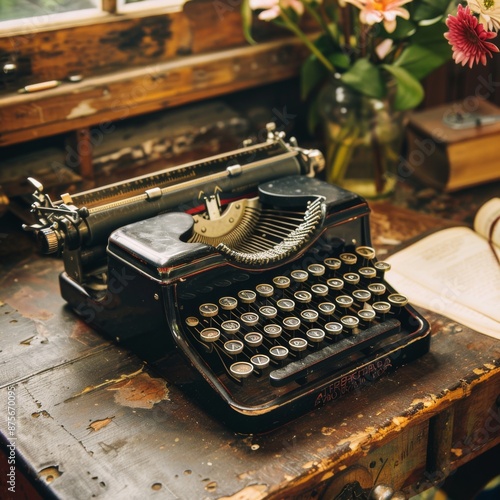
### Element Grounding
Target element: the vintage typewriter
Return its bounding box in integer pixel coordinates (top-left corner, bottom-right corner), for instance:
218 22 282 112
25 124 430 432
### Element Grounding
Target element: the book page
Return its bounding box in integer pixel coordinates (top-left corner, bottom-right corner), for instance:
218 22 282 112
387 270 500 337
474 197 500 247
386 226 500 338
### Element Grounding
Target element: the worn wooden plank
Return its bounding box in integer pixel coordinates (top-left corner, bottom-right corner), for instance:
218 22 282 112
1 203 500 498
0 39 308 146
0 255 110 387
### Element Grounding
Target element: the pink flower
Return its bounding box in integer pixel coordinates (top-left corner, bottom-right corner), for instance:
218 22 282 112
444 5 499 68
344 0 412 33
249 0 304 21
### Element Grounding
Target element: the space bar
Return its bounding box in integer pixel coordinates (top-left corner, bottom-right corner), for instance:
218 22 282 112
269 318 401 387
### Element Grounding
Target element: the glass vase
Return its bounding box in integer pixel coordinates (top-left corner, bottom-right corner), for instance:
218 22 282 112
318 77 405 199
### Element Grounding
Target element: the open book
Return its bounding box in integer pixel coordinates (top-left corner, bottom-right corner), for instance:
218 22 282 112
386 198 500 339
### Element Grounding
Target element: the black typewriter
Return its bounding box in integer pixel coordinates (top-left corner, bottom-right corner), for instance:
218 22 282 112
25 124 430 432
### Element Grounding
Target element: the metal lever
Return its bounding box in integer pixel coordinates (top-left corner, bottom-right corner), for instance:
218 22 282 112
443 112 500 129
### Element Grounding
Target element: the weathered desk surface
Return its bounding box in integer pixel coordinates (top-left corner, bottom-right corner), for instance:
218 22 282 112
0 199 499 500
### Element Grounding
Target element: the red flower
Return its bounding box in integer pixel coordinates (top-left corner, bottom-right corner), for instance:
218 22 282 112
445 5 499 68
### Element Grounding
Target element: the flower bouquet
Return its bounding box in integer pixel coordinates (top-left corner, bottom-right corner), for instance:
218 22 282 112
242 1 500 197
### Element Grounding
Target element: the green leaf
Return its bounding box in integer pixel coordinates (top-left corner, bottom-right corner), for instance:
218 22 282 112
241 0 256 45
382 64 424 110
412 0 454 22
340 59 385 99
394 42 451 82
329 52 350 70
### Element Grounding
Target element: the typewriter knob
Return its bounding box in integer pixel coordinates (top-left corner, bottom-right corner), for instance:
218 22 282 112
38 227 60 254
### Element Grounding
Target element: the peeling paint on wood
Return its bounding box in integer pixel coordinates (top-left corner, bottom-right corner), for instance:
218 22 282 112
65 367 144 401
66 101 98 120
38 465 62 484
218 483 268 500
108 372 169 409
88 417 115 432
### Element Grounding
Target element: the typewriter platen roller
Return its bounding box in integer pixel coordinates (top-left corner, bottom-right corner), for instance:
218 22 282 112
25 124 430 432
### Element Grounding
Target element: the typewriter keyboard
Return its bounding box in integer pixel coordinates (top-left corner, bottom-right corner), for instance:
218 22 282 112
176 245 412 404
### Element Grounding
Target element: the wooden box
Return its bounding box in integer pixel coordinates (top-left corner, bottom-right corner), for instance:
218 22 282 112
406 99 500 191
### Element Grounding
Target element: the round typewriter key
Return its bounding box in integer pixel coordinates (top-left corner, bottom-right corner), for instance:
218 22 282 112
325 322 343 336
221 320 240 335
327 278 344 291
185 316 199 327
301 309 319 323
245 332 263 347
358 309 376 322
355 246 376 260
340 253 357 266
238 290 256 304
263 324 282 338
273 276 291 289
251 354 270 370
199 303 219 318
324 257 341 271
311 283 329 297
388 293 409 307
318 302 336 315
343 273 360 286
224 340 244 355
374 261 391 278
352 289 371 302
200 327 220 342
240 312 259 327
291 270 309 283
341 315 360 331
306 328 325 343
259 305 278 319
372 301 391 314
294 290 312 304
335 295 354 308
256 283 274 297
277 298 295 312
359 267 377 280
196 286 213 294
283 316 301 331
368 283 386 296
308 263 325 277
269 345 289 361
219 296 238 310
289 337 308 352
230 362 253 379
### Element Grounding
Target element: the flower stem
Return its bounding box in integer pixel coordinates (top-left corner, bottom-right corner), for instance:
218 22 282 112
279 4 335 73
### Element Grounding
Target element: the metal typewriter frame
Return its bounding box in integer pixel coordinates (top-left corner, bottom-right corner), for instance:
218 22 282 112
25 124 431 433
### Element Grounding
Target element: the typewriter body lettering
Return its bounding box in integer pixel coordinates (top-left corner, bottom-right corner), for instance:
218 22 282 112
25 125 430 432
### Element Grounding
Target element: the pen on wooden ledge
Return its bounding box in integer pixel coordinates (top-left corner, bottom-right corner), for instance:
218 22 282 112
18 80 61 93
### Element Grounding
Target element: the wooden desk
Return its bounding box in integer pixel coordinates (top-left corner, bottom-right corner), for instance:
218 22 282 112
0 201 499 499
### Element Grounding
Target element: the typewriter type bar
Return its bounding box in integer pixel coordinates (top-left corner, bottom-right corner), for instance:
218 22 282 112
25 125 430 433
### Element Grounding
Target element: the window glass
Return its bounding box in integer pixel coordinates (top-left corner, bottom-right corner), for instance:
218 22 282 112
0 1 100 22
